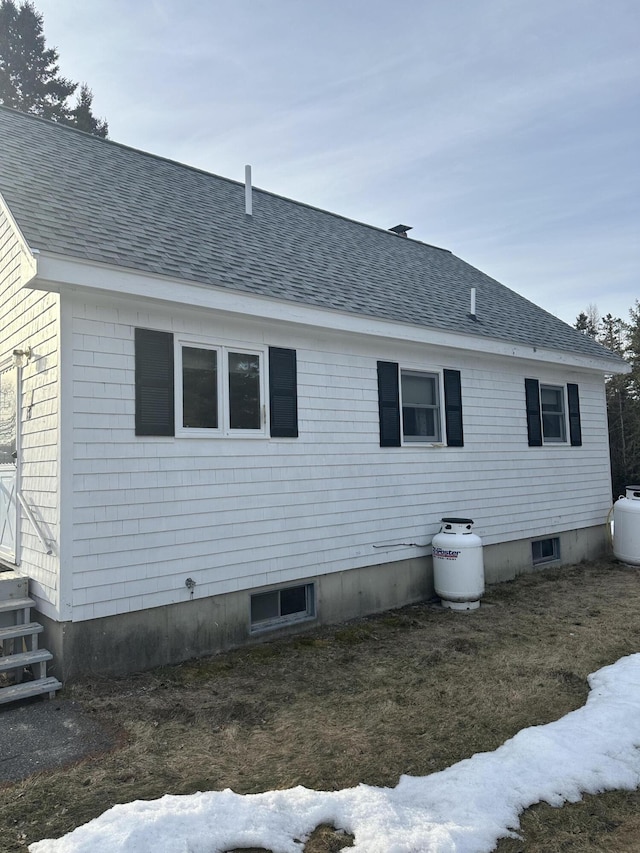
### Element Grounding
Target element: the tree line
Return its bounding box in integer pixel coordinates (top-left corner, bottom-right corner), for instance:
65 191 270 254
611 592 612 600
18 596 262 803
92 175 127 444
0 0 108 136
576 301 640 499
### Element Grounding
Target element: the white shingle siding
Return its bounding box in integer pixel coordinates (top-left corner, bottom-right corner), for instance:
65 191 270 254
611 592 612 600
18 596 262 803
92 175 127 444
68 297 612 622
0 205 60 614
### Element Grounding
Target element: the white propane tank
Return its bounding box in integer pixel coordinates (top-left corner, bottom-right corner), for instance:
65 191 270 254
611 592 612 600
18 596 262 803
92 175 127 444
432 517 485 610
613 486 640 567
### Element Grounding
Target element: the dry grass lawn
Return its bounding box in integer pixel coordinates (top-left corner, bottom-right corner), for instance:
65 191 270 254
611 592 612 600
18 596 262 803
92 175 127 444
1 557 640 852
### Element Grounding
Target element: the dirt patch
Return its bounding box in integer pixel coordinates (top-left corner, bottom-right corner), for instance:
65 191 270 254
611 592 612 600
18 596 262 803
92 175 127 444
1 557 640 851
226 823 355 853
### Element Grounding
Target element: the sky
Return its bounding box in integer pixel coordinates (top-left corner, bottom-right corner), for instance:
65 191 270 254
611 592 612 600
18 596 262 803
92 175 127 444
29 653 640 852
32 0 639 327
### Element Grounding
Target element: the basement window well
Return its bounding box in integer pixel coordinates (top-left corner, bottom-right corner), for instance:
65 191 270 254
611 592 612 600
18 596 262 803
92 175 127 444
250 583 316 631
532 537 560 565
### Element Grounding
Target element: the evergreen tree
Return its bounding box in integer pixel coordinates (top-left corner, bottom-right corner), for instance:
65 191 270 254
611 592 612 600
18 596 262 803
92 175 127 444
621 301 640 491
627 301 640 387
69 83 108 138
0 0 108 136
575 311 590 334
579 303 640 498
600 313 625 354
575 304 600 338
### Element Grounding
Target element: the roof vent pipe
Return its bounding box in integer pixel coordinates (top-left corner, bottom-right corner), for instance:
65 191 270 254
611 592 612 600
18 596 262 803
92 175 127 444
245 165 252 216
469 287 477 319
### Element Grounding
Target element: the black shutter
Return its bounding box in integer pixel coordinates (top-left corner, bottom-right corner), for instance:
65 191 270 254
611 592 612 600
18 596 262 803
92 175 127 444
567 383 582 446
525 378 542 447
443 369 464 447
269 347 298 437
377 361 401 447
135 328 175 436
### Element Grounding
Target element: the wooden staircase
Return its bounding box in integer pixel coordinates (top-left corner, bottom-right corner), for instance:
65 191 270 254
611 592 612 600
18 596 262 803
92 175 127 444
0 572 61 705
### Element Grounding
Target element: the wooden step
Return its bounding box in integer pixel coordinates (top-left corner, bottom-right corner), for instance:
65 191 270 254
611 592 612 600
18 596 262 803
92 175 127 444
0 648 51 673
0 622 43 643
0 597 35 614
0 677 62 705
0 571 29 601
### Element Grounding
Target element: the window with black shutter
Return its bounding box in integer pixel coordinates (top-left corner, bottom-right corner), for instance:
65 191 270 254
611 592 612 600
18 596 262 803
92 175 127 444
135 330 298 439
377 362 464 448
525 379 582 446
377 361 401 447
269 347 298 438
525 378 543 446
443 369 464 447
135 328 175 436
567 383 582 446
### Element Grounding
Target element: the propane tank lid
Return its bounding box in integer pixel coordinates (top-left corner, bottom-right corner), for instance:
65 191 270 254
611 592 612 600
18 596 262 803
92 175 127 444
625 486 640 499
440 517 475 534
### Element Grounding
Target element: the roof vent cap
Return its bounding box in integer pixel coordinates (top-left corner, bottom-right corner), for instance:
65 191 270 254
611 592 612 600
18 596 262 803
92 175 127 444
389 224 412 238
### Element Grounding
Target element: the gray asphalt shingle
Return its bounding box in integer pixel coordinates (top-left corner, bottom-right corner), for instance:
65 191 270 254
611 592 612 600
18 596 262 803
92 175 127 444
0 106 623 365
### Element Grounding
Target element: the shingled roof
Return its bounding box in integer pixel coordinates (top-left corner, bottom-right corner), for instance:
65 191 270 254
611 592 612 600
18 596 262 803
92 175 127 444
0 106 623 365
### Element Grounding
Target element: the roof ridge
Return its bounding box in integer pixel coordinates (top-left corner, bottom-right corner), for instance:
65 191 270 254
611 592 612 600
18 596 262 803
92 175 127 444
0 105 450 253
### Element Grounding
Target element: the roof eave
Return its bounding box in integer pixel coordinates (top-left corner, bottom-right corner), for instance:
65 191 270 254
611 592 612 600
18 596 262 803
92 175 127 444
28 250 629 375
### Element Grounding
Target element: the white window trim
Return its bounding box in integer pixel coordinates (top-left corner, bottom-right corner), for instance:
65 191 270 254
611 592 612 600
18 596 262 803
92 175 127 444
540 383 568 444
399 366 445 447
175 336 268 438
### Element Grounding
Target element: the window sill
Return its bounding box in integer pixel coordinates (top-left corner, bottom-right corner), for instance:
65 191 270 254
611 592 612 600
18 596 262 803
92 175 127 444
176 430 268 439
250 613 317 634
400 441 445 448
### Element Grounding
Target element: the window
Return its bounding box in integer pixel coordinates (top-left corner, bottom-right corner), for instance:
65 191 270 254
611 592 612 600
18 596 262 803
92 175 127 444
228 351 261 429
182 346 218 429
177 341 265 436
250 583 316 631
540 385 566 443
401 370 441 443
532 537 560 565
377 362 463 447
135 329 298 438
524 379 582 447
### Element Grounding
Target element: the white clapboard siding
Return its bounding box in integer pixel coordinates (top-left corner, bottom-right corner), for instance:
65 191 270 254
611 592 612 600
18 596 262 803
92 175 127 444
67 296 613 622
0 206 59 613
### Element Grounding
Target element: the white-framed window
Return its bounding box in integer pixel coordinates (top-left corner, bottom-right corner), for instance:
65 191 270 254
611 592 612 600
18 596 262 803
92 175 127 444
540 384 566 443
250 583 316 632
400 369 443 444
525 378 581 448
176 339 267 437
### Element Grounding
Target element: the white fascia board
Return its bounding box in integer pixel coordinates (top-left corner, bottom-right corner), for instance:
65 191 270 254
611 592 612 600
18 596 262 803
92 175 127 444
29 251 629 375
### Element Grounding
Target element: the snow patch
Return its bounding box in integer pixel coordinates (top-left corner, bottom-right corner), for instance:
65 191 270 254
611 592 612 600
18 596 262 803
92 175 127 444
30 654 640 853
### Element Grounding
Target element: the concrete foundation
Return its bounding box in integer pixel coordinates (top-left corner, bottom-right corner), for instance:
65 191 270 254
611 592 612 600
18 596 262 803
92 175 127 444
37 524 609 681
482 524 609 584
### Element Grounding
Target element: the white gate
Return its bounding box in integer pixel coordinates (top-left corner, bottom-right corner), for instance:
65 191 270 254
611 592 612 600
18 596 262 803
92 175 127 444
0 363 17 562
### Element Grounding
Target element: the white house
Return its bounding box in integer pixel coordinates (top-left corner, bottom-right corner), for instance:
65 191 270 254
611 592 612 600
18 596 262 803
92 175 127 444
0 107 628 680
